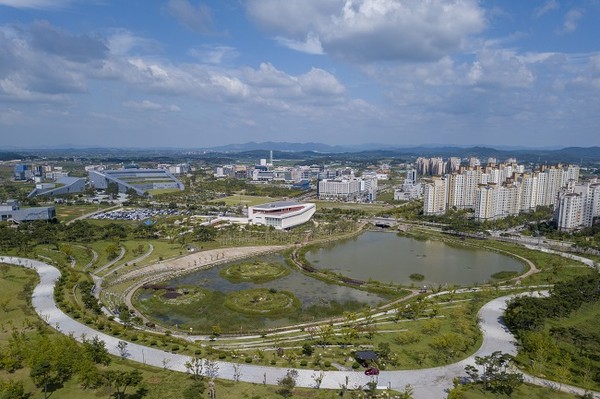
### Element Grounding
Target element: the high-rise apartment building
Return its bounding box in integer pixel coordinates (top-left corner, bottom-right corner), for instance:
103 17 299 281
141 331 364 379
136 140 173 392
423 177 448 215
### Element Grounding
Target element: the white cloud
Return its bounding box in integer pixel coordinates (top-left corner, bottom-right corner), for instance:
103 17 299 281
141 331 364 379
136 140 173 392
107 30 160 56
0 0 72 9
534 0 559 18
247 0 485 62
124 100 181 112
467 48 535 88
188 45 239 64
167 0 214 34
274 32 324 55
560 9 583 34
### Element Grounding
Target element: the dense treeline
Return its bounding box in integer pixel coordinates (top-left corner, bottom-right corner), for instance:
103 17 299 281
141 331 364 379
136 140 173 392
504 272 600 332
0 221 157 253
504 271 600 390
0 332 144 398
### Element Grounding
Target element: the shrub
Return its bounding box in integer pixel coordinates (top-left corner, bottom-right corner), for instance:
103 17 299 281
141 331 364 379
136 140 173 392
245 357 252 363
300 360 308 366
324 360 331 368
352 362 360 369
171 345 179 352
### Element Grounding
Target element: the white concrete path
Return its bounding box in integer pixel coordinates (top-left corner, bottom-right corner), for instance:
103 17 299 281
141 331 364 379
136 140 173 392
1 255 598 398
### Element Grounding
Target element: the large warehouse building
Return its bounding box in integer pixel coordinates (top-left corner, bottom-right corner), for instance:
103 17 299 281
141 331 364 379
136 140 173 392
27 176 86 198
248 201 316 230
88 168 184 196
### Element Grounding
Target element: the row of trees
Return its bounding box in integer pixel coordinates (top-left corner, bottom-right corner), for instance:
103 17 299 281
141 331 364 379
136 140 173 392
504 271 600 332
503 271 600 391
0 332 143 399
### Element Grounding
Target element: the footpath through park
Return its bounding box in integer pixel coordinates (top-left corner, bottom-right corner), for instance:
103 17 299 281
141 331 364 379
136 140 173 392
1 255 598 399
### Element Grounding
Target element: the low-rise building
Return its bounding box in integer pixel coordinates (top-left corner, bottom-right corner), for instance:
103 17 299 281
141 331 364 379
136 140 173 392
248 201 316 230
0 200 56 222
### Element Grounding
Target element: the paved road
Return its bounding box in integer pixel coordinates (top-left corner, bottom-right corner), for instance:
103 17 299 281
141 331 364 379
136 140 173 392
1 255 598 398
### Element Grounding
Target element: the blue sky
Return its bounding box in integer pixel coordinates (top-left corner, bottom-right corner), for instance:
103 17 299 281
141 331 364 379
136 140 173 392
0 0 599 148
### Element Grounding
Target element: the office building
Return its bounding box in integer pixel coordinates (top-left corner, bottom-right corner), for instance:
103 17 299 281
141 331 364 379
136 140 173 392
248 201 316 230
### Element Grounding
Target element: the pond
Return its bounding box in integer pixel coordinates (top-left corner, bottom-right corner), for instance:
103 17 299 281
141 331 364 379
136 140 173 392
304 231 524 286
135 254 388 332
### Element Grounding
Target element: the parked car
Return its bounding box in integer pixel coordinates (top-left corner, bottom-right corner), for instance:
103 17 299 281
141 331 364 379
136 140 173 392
364 367 379 376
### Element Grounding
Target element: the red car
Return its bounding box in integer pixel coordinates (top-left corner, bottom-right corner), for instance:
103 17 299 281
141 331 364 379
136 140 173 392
364 367 380 376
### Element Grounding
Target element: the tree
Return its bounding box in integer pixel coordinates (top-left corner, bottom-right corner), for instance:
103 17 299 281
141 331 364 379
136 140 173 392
105 243 120 261
301 343 314 357
83 336 111 366
194 226 217 242
185 356 203 380
106 182 119 196
464 351 524 395
277 369 298 398
102 370 143 399
117 341 129 359
0 379 26 399
30 360 53 399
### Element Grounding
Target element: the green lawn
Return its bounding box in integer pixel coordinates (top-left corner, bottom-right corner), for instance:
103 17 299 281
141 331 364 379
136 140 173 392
212 194 279 207
54 203 111 222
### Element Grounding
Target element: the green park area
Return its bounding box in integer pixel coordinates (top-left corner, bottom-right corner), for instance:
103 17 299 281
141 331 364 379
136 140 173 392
211 194 278 207
0 193 599 398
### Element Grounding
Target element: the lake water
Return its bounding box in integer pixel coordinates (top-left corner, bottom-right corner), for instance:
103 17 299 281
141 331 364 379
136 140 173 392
304 231 524 286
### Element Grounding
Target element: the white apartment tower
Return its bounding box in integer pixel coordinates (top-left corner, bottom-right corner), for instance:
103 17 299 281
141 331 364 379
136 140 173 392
423 177 448 215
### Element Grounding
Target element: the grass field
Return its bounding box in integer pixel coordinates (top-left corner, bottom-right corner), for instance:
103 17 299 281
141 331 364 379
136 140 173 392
212 194 279 207
54 203 112 222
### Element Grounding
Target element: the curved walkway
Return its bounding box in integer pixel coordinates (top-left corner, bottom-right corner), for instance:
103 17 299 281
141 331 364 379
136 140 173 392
104 244 154 277
93 246 126 275
2 255 599 398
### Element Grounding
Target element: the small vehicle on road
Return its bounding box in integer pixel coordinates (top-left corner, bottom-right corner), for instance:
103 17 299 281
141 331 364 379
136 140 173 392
364 367 380 376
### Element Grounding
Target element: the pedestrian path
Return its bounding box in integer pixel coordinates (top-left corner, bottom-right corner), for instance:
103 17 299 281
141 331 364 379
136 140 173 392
1 255 598 399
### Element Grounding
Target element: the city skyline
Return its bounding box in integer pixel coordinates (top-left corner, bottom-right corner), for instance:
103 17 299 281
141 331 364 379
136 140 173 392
1 0 599 148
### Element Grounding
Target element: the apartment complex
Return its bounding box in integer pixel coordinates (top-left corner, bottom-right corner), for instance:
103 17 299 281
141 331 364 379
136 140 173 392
423 163 580 221
317 175 378 202
554 180 600 231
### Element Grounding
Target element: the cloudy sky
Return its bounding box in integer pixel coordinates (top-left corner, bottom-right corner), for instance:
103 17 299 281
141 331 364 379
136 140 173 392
0 0 599 149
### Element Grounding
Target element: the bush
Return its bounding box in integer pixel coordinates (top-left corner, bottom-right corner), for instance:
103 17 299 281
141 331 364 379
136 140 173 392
352 362 360 369
245 357 252 363
194 349 202 355
171 345 180 352
300 360 308 366
324 360 331 368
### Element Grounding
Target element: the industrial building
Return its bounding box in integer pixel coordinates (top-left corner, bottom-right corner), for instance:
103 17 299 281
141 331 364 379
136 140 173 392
88 168 184 196
248 201 316 230
27 176 86 198
0 200 56 222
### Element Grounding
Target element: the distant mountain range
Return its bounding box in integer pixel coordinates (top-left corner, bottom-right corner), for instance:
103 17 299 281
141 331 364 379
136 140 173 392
1 143 599 164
